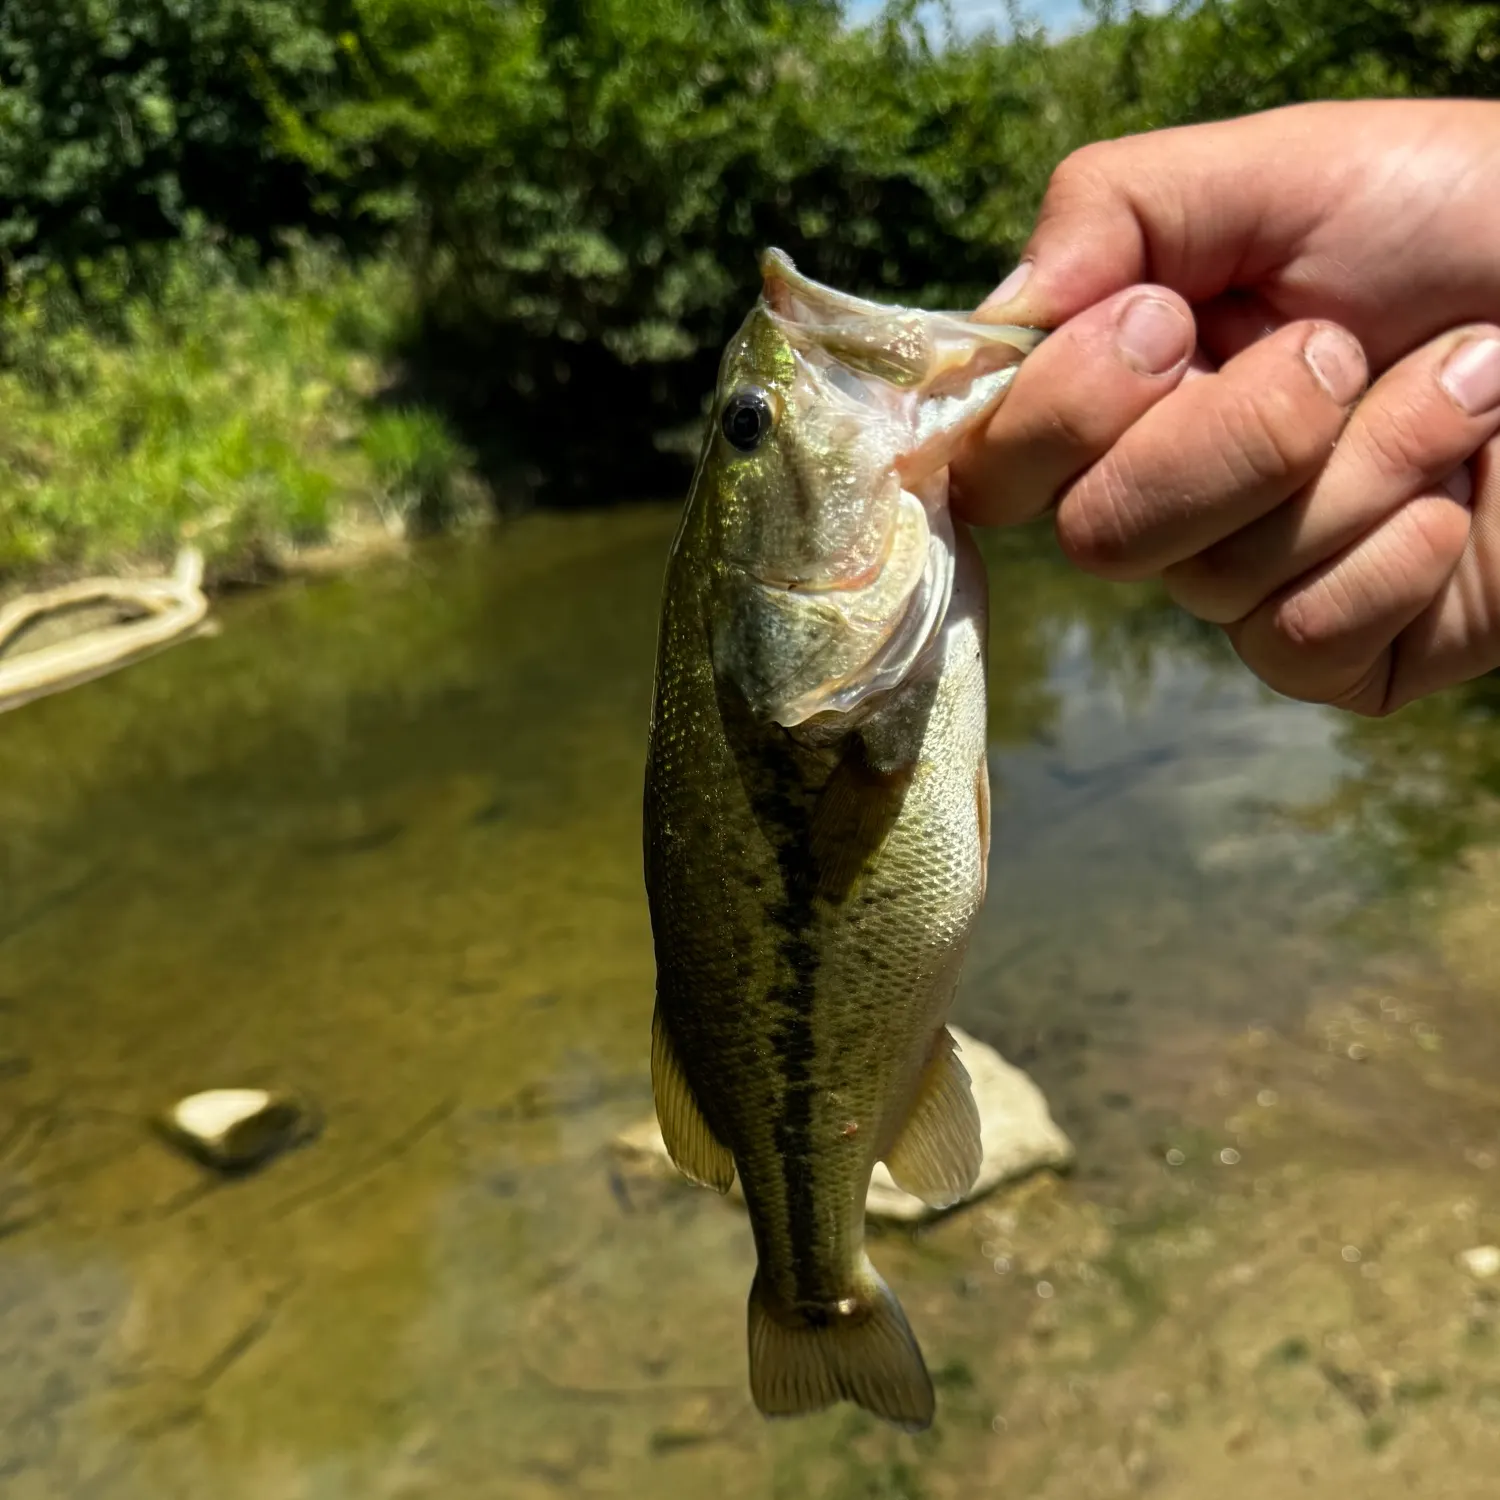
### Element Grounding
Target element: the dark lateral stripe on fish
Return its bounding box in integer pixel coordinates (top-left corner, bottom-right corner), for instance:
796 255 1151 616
758 737 825 1306
713 676 856 1305
768 947 819 1302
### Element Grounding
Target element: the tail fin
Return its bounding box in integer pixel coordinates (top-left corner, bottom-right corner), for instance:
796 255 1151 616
747 1258 935 1432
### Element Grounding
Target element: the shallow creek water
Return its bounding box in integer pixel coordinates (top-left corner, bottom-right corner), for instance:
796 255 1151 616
3 507 1500 1498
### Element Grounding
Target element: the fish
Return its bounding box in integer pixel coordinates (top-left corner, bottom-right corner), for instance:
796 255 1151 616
643 248 1043 1432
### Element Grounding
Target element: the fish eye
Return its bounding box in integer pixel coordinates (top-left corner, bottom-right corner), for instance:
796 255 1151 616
721 388 773 453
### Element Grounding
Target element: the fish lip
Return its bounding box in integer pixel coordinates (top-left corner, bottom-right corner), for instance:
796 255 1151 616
759 247 892 323
760 245 1048 355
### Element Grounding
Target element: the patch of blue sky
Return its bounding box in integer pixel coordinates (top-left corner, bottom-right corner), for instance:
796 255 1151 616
843 1 1176 39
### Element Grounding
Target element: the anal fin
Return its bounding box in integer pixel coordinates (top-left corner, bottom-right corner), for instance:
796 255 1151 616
883 1026 982 1210
651 1003 735 1193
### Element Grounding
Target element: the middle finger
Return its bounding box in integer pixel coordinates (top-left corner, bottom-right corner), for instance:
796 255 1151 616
1164 325 1500 624
1054 320 1367 581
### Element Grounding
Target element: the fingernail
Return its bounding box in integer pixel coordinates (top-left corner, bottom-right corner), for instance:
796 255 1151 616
1441 337 1500 415
1442 464 1475 507
982 260 1032 310
1303 326 1366 404
1115 295 1190 376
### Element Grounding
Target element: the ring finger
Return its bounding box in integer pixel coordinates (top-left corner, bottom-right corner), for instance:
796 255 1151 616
1164 325 1500 623
1053 319 1367 581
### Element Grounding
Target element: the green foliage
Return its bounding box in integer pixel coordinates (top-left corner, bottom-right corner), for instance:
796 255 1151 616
269 0 1078 496
6 0 1500 540
272 0 1500 497
1135 0 1500 121
0 0 360 276
0 232 453 577
361 406 472 534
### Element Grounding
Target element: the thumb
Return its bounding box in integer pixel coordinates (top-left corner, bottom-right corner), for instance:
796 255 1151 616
976 105 1345 329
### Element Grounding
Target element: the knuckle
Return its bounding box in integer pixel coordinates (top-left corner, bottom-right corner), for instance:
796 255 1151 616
1353 397 1440 486
1227 587 1350 707
1245 576 1391 713
1055 464 1140 576
1047 141 1116 199
1162 546 1255 624
1039 401 1099 456
1270 576 1355 658
1210 384 1330 494
1393 497 1467 578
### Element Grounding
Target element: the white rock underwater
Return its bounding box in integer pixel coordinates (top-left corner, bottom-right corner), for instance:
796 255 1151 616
613 1027 1073 1222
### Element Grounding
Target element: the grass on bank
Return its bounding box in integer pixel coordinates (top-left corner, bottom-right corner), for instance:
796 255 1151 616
0 233 480 585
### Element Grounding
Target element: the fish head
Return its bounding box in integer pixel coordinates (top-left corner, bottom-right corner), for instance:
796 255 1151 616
700 248 1043 729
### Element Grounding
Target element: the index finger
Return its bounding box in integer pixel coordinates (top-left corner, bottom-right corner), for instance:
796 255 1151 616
951 284 1195 527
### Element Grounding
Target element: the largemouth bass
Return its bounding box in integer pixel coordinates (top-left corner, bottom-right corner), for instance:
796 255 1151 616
643 250 1042 1431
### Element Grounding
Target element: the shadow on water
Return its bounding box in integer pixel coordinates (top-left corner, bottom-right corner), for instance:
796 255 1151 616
3 509 1500 1497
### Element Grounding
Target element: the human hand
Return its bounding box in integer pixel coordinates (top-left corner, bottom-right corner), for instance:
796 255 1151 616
952 99 1500 715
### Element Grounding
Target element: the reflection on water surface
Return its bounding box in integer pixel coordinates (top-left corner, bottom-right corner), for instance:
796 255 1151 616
3 508 1500 1497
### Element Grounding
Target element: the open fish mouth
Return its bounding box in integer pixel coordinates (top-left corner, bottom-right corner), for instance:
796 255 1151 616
725 484 955 731
759 247 1045 486
765 521 956 728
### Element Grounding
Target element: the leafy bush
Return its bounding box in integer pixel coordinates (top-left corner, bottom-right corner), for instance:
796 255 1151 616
267 0 1064 498
6 0 1500 529
361 406 472 534
1135 0 1500 121
267 0 1500 498
0 0 364 278
0 231 465 577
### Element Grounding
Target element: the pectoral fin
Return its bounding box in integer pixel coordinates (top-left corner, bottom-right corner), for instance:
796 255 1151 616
883 1027 982 1209
808 749 911 902
651 1003 735 1193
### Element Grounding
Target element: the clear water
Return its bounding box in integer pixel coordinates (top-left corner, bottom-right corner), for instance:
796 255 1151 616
4 508 1500 1498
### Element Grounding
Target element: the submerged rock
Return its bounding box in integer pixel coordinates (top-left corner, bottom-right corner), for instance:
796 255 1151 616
612 1026 1073 1222
156 1089 316 1174
1458 1245 1500 1280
